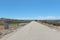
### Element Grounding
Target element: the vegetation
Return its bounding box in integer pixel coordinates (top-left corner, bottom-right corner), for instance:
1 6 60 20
0 18 31 24
0 18 60 26
41 20 60 26
0 18 32 30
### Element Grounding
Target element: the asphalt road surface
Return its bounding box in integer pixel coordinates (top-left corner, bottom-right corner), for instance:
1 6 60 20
1 21 60 40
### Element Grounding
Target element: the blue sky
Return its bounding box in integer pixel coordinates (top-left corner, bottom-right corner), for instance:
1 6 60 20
0 0 60 19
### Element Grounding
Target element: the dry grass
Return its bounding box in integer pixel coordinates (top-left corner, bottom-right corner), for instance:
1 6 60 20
0 25 4 31
0 24 18 31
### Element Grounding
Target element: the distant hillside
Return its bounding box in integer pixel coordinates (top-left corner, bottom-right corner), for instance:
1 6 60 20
40 20 60 26
0 18 31 25
0 18 60 26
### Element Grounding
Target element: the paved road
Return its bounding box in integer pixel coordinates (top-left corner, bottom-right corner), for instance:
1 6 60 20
1 21 60 40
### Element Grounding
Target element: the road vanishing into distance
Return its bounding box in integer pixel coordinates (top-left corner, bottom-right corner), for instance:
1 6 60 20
1 21 60 40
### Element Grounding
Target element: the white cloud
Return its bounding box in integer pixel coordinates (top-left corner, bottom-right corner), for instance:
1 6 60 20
5 16 60 20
